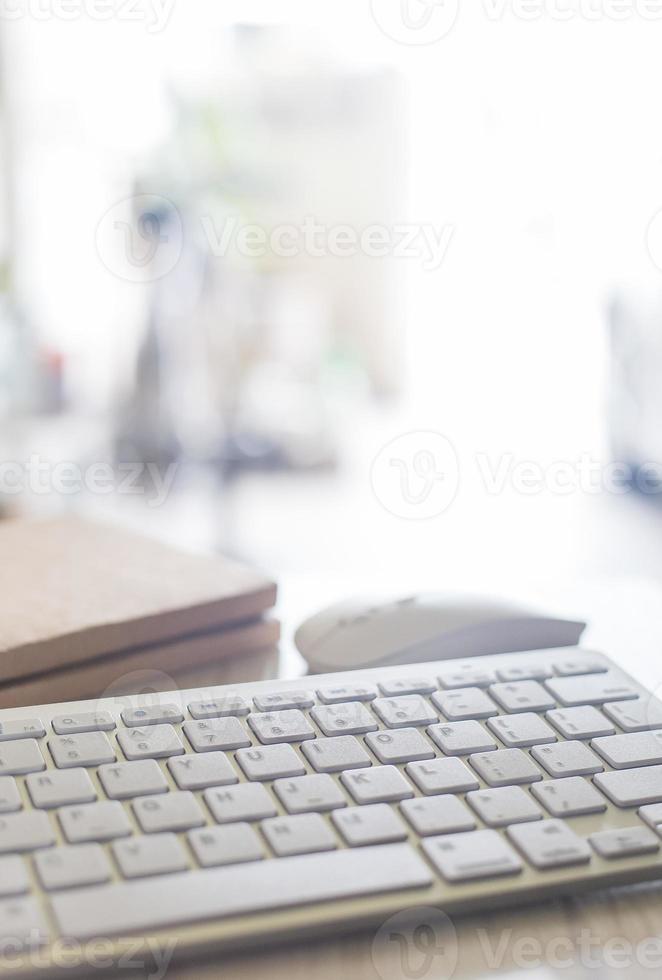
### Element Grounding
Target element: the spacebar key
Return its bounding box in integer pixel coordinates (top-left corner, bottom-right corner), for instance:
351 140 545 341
52 844 433 940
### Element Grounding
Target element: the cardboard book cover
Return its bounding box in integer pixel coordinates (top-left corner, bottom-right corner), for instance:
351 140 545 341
0 516 278 686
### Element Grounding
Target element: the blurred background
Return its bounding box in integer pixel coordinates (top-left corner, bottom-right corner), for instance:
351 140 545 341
3 0 662 613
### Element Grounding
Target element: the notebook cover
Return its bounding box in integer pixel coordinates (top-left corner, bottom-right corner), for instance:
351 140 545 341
0 516 277 684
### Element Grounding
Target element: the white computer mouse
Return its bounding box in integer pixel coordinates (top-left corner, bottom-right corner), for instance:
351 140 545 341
294 593 587 674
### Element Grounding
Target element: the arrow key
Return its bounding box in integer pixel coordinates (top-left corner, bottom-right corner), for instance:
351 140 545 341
589 826 659 859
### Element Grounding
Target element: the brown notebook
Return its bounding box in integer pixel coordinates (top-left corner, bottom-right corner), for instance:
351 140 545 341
0 516 278 685
0 617 280 708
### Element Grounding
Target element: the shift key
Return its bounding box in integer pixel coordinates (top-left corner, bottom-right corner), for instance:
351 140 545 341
594 765 662 807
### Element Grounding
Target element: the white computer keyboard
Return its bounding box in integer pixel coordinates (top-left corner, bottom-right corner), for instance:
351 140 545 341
2 647 662 977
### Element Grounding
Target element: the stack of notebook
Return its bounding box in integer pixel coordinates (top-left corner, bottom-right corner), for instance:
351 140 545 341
0 517 279 708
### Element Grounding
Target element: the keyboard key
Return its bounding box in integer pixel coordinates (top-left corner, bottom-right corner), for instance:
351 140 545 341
236 744 305 781
406 758 479 795
603 698 662 733
545 674 638 707
0 897 49 949
423 829 522 882
253 691 314 712
117 725 184 761
51 844 433 940
99 759 169 799
261 814 336 856
487 713 557 748
553 656 608 676
0 739 45 776
122 704 184 727
247 710 315 744
317 685 377 703
133 792 205 834
0 857 29 897
639 803 662 832
0 811 55 853
466 787 542 827
594 766 662 807
365 728 435 764
438 665 496 689
301 736 371 773
26 769 96 809
189 824 264 867
400 796 475 836
432 688 498 721
35 844 111 891
0 719 45 741
489 681 555 713
496 665 552 682
204 783 277 823
0 777 21 814
378 678 436 697
332 804 407 846
188 696 249 719
52 712 115 735
372 696 437 728
589 826 659 859
50 732 115 768
59 801 131 844
273 774 346 814
592 732 662 769
341 765 413 804
546 706 615 740
531 741 603 777
183 718 251 752
310 703 378 736
469 749 542 787
113 833 189 878
531 777 607 817
168 752 238 791
507 820 591 869
428 721 496 756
